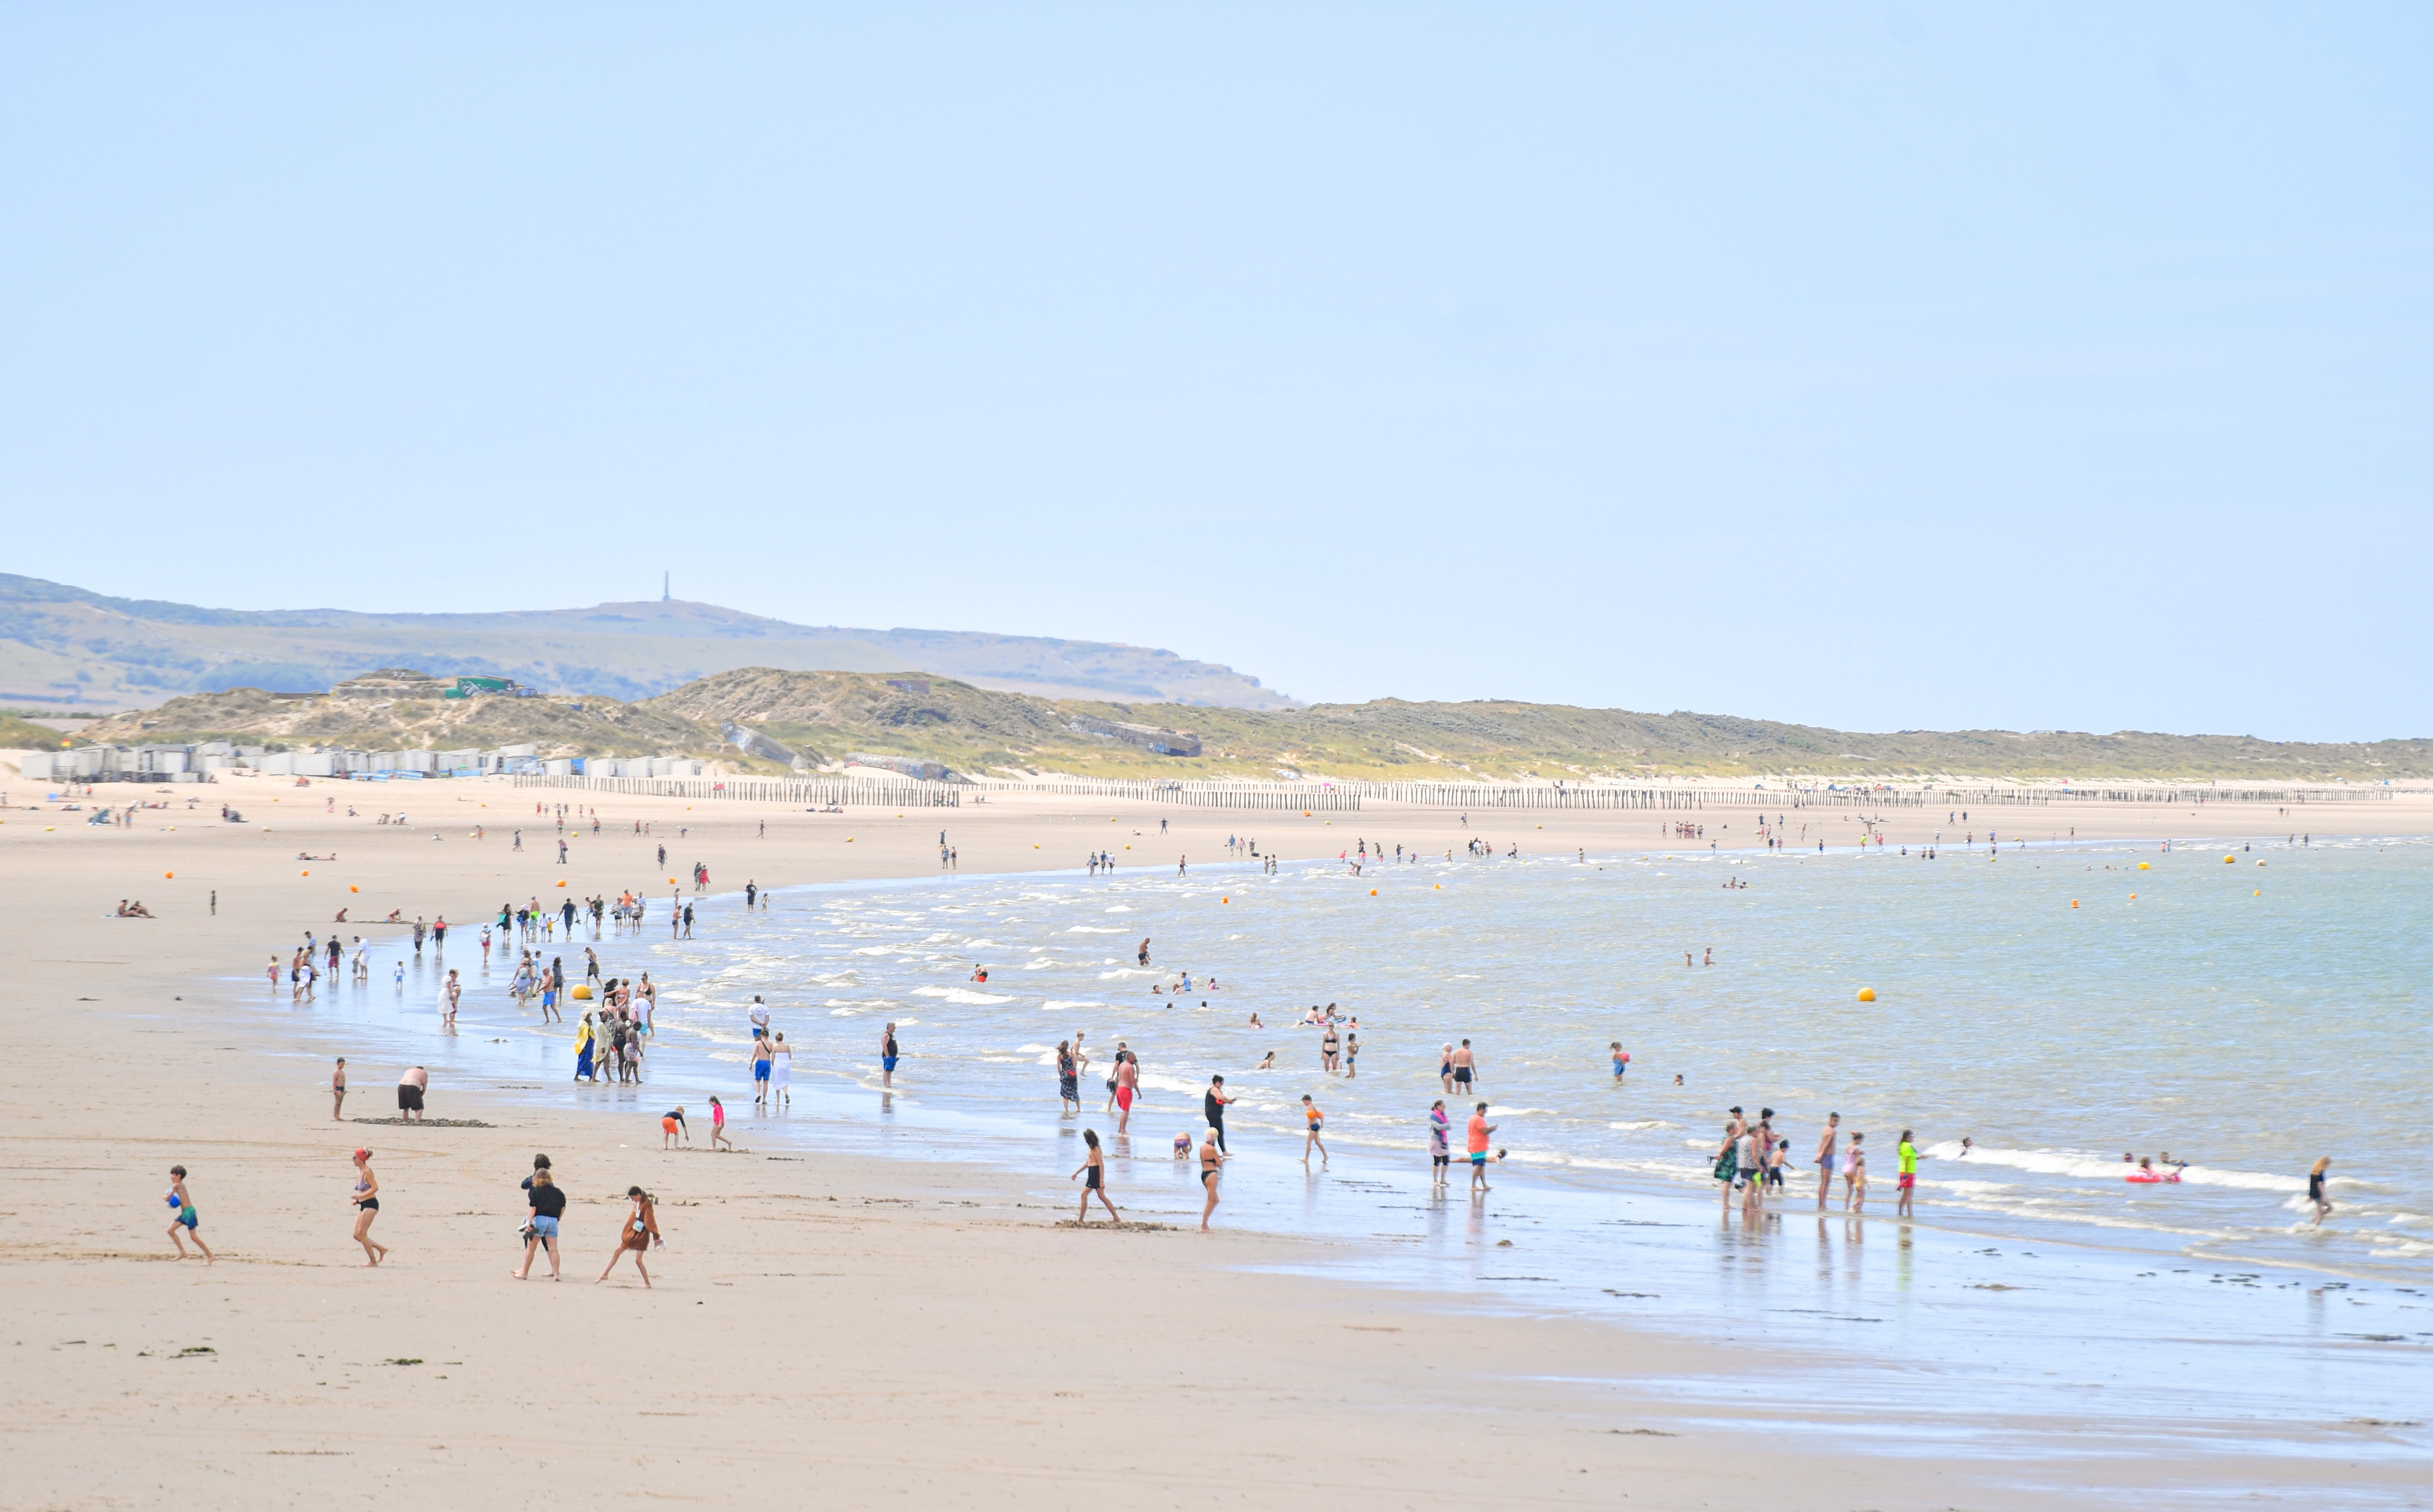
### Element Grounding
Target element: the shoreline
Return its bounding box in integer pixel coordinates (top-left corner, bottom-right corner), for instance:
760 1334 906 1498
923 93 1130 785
6 772 2430 1508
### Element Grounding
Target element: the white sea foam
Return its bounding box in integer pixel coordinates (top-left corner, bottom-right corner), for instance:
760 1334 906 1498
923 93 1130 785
1040 1000 1103 1011
1066 926 1124 934
910 986 1013 1005
1927 1142 2305 1193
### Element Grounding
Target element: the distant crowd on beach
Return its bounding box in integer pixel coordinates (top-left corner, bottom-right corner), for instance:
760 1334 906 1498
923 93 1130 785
175 812 2346 1281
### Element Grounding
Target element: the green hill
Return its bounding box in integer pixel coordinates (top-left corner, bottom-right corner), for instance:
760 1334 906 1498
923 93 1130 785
55 663 2433 783
0 573 1296 711
648 669 2433 782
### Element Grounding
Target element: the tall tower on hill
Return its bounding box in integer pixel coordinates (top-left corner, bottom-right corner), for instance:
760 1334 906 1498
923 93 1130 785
662 571 670 602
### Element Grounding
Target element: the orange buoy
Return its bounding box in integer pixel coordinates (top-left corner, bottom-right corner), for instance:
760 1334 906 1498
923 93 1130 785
164 871 173 880
1857 987 1876 1002
2070 899 2079 907
1370 889 1378 896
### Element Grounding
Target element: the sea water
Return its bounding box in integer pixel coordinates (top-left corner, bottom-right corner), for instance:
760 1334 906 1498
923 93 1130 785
266 834 2433 1458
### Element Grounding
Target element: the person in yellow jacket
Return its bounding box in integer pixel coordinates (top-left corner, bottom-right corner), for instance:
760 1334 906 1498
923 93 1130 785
574 1012 598 1082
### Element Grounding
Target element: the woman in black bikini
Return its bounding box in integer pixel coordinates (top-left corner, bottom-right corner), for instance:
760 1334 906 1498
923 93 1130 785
1071 1129 1120 1225
350 1148 388 1267
1198 1127 1223 1231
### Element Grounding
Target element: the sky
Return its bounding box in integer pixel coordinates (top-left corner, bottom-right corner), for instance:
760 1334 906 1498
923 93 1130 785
2 5 2426 741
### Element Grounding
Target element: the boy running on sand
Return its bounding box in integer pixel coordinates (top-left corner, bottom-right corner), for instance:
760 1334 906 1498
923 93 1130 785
165 1166 212 1263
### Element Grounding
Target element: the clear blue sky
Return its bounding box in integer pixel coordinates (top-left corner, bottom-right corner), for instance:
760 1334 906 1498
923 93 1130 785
3 6 2425 741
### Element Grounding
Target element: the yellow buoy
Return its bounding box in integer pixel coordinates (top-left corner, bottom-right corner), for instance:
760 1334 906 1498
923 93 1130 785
572 984 593 999
556 879 566 888
1857 987 1876 1002
2129 893 2137 899
2137 861 2150 870
2223 855 2235 864
2254 889 2261 896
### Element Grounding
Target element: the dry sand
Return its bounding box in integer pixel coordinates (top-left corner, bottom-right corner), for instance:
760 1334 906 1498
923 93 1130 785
4 766 2426 1510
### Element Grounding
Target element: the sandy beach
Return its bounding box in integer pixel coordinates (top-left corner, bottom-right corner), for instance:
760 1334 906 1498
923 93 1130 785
4 766 2428 1510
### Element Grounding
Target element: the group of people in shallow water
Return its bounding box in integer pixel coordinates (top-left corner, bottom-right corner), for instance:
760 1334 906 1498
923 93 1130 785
1710 1108 1925 1222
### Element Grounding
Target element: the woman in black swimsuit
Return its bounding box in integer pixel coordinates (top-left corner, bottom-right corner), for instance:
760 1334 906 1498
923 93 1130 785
1199 1128 1223 1231
350 1148 388 1267
1070 1129 1119 1225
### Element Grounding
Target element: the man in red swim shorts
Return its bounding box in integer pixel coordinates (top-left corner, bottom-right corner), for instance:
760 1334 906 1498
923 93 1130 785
1114 1051 1139 1133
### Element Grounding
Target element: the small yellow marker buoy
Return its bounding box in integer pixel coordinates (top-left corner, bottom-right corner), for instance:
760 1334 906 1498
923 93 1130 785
2254 889 2261 896
2137 861 2150 870
2223 855 2235 864
1857 988 1876 1002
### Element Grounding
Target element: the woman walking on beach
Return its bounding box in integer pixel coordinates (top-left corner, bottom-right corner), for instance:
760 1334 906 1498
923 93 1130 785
1071 1129 1120 1224
1199 1127 1223 1231
2309 1157 2334 1226
164 1166 213 1264
770 1031 791 1106
350 1149 388 1266
513 1166 564 1280
597 1186 660 1286
1056 1040 1080 1115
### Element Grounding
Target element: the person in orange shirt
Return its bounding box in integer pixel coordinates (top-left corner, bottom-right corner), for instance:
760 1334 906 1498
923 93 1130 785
1466 1103 1498 1194
1300 1095 1328 1167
